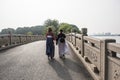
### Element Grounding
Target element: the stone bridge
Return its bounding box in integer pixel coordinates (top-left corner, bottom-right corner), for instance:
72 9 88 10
0 28 120 80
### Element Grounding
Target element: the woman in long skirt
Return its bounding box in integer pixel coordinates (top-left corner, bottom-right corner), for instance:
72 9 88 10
56 29 66 59
46 28 55 60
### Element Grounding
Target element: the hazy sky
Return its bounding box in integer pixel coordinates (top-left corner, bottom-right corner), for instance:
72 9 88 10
0 0 120 34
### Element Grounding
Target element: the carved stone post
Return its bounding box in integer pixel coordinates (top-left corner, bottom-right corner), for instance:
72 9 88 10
9 31 12 45
81 28 88 57
26 35 27 43
81 28 88 36
70 29 72 42
74 30 76 46
19 36 21 44
100 39 116 80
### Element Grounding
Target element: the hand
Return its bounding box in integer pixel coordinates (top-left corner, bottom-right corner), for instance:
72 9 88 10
56 42 58 45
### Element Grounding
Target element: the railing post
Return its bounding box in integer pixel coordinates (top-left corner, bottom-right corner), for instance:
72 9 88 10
9 31 12 45
74 31 76 46
19 36 21 44
70 29 72 42
81 28 88 36
26 35 27 43
100 39 116 80
81 28 88 57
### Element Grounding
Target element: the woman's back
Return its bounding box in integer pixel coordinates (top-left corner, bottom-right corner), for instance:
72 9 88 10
46 28 55 60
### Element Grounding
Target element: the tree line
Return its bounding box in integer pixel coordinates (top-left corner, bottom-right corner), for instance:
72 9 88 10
0 19 80 35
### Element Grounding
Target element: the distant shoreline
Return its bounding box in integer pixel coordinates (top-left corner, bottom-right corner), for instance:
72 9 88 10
90 35 120 36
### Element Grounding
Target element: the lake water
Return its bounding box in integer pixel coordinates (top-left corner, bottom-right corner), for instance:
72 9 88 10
91 36 120 57
91 36 120 43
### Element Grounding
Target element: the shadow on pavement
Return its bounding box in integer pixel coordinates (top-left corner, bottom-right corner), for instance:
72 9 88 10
62 58 93 79
48 59 73 80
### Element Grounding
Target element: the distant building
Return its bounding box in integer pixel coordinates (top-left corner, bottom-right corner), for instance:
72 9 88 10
105 32 111 36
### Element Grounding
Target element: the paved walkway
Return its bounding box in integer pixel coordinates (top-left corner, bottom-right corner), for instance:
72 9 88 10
0 41 93 80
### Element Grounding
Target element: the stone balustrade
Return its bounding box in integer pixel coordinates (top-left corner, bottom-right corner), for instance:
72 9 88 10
0 34 45 50
66 28 120 80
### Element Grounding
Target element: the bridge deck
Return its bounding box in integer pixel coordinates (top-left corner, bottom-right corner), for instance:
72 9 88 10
0 41 93 80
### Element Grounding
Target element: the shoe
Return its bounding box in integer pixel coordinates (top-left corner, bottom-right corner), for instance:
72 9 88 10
62 54 65 59
51 57 54 60
48 55 50 60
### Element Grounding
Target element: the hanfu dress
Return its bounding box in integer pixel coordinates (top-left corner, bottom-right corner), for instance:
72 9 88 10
46 33 55 59
56 33 66 58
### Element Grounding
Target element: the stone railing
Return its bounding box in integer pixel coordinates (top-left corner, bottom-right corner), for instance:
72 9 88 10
0 34 45 50
66 28 120 80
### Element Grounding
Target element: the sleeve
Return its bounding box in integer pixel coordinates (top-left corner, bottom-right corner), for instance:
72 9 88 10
64 34 66 38
56 34 60 44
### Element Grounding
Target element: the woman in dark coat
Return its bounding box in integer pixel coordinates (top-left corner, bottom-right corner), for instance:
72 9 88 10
56 29 66 58
46 28 55 60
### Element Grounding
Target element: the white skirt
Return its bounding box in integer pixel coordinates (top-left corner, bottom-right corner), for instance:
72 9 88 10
58 40 70 56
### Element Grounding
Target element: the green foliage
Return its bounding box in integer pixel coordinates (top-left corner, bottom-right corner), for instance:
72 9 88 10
27 31 33 35
0 28 15 34
0 19 80 35
15 26 45 35
15 27 30 34
44 19 59 35
58 23 80 34
30 26 45 35
44 19 59 28
70 24 81 33
58 23 72 33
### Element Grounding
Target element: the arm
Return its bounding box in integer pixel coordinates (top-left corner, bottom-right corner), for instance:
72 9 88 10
52 33 56 40
64 34 66 38
56 34 60 45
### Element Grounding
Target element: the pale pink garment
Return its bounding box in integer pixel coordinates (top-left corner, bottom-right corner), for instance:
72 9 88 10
58 41 66 56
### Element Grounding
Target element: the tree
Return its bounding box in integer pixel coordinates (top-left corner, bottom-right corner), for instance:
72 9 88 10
44 19 59 28
27 31 33 35
15 27 29 34
44 19 59 35
70 24 81 33
15 26 45 35
58 23 72 33
58 23 80 34
0 28 15 34
30 26 44 35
